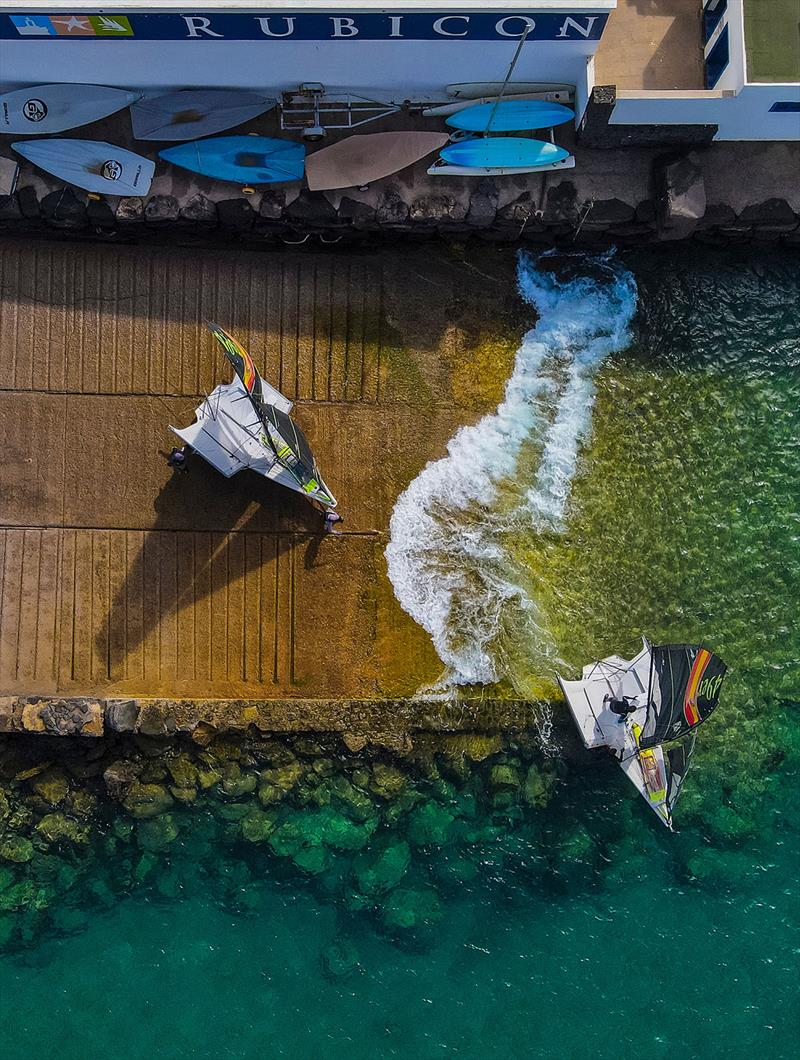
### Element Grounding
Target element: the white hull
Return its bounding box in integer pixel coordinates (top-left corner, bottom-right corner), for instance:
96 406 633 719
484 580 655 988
12 138 154 197
447 82 575 100
558 641 672 828
0 83 140 135
427 155 575 177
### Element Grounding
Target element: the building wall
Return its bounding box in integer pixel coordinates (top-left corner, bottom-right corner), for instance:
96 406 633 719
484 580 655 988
610 84 800 141
0 5 613 100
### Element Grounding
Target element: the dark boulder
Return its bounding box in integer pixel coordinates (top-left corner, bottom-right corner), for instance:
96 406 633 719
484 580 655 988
286 190 339 226
180 193 217 224
217 197 254 230
656 153 706 240
737 198 798 231
16 185 41 220
144 194 179 224
41 187 88 229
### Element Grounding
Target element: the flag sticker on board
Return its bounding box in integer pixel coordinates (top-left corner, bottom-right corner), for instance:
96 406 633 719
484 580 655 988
10 16 56 36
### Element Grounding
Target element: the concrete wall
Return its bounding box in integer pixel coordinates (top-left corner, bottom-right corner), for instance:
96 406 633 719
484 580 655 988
610 84 800 141
0 39 601 100
0 3 613 99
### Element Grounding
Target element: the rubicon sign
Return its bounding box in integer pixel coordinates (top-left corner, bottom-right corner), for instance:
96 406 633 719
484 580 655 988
3 11 608 42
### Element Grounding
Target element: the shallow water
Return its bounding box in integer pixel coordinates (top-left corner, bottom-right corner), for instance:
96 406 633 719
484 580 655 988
2 247 799 1059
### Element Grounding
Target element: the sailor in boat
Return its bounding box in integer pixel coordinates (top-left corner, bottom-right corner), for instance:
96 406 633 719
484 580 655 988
558 641 727 828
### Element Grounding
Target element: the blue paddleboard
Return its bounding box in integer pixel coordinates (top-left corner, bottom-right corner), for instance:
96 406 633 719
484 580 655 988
160 135 304 184
439 138 570 169
446 100 574 133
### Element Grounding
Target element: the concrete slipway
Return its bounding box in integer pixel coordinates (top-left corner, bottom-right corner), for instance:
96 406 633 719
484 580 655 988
0 238 543 738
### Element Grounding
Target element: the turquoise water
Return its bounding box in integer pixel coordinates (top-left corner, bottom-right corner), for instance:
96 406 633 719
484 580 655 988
2 247 799 1058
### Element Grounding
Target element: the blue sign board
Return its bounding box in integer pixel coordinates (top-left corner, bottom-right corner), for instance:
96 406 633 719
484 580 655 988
2 11 608 42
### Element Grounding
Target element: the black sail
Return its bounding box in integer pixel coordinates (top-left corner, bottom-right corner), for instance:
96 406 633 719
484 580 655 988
639 645 727 750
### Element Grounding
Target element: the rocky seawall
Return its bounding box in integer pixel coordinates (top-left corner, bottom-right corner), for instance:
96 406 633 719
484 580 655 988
0 695 544 747
1 149 799 250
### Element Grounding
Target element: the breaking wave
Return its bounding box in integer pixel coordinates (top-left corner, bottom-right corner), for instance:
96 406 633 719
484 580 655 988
385 250 638 688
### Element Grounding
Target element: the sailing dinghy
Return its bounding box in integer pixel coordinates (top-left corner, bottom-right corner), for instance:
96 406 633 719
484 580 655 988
171 323 336 509
0 84 140 135
558 641 727 829
159 135 304 185
11 138 154 196
131 90 276 141
305 131 449 191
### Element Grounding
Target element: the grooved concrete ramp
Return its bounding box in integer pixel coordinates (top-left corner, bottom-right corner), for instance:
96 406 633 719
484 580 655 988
0 239 519 705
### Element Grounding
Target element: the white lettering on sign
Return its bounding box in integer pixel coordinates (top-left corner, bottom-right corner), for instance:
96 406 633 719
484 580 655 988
330 16 358 37
182 15 223 38
433 16 469 37
255 16 295 37
495 16 536 38
389 16 404 38
557 16 598 39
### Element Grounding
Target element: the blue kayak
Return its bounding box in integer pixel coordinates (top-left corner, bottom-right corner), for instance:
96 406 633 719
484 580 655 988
159 135 304 184
446 100 574 133
439 138 570 169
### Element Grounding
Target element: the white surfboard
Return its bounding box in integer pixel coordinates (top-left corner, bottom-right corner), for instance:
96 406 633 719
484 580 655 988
423 91 573 118
12 139 154 197
428 156 575 177
447 82 574 99
0 84 141 135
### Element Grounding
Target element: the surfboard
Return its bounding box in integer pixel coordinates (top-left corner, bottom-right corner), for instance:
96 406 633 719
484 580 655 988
306 131 449 191
12 139 154 196
446 100 575 133
131 90 277 141
447 82 574 99
423 91 572 118
0 84 140 136
160 136 304 185
428 155 575 177
439 138 570 170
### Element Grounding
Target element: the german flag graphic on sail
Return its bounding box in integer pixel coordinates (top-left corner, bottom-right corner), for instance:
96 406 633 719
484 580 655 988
683 647 711 726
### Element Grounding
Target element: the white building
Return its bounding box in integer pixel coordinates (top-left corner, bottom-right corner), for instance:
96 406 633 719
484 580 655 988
605 0 800 141
0 2 615 118
0 2 796 141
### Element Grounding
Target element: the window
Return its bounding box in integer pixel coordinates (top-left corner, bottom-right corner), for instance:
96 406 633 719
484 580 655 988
769 101 800 113
703 0 727 43
705 26 730 88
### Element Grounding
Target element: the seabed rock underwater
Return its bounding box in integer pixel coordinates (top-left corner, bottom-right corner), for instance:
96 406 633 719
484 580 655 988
0 700 796 957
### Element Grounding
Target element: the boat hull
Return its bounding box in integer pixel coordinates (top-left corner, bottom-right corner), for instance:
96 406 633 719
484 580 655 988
446 101 575 133
0 83 140 135
160 136 304 185
12 138 154 196
439 137 570 170
428 156 575 177
131 90 276 141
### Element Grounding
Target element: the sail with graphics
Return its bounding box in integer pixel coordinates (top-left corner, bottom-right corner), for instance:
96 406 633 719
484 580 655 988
171 322 336 508
558 641 726 829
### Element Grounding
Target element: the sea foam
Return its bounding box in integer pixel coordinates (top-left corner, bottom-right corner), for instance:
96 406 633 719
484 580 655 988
385 250 638 687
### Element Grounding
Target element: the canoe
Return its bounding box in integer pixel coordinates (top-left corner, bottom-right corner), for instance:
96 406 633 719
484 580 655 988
306 131 449 191
446 100 574 133
131 90 276 141
0 83 140 135
439 138 570 170
160 135 304 184
12 138 154 196
447 81 574 99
